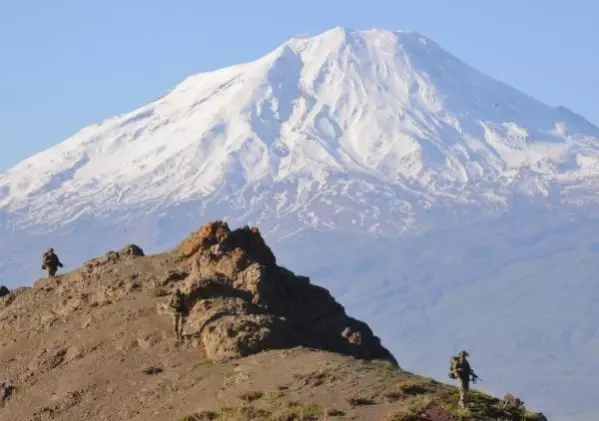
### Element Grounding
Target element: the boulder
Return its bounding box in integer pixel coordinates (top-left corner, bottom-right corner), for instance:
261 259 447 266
119 244 144 258
200 312 288 362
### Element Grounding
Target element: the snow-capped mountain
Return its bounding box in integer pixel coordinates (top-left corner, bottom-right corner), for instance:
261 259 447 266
2 27 599 420
2 27 599 233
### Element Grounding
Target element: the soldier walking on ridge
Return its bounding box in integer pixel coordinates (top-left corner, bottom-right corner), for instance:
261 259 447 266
169 288 188 341
42 248 63 278
449 350 480 408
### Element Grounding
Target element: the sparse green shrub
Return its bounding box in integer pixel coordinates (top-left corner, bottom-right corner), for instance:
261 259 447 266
346 397 376 407
271 402 322 421
395 381 428 395
218 407 236 418
383 391 402 402
326 408 346 416
237 405 270 418
406 396 433 413
178 410 218 420
264 389 284 403
292 370 336 387
382 411 421 421
238 390 264 402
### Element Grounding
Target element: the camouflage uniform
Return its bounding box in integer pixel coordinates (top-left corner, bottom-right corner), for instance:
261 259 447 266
169 289 187 340
42 249 63 277
452 351 476 408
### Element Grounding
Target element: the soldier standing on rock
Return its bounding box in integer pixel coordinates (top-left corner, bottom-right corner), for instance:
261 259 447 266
169 288 188 341
42 248 63 278
450 350 479 408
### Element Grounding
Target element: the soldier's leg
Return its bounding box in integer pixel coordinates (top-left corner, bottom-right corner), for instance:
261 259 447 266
463 381 469 406
458 379 469 407
47 266 57 277
457 378 466 408
173 313 180 339
179 314 186 339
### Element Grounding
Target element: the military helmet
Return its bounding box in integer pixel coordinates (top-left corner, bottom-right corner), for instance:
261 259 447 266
47 248 54 253
458 350 469 357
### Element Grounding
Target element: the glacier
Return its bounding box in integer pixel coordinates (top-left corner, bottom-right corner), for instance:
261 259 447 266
1 27 599 420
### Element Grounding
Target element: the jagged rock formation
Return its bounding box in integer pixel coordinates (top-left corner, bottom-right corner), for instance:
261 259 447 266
160 221 397 364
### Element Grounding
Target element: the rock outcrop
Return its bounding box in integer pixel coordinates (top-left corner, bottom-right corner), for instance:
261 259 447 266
161 221 397 364
83 244 144 274
0 286 9 298
119 244 145 258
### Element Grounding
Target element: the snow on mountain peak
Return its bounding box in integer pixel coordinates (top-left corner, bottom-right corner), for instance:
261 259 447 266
1 27 599 232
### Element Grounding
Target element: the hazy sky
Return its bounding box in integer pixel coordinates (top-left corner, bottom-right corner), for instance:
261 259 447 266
1 0 597 170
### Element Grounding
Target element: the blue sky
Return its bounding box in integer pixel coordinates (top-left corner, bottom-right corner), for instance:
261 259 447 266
1 0 597 170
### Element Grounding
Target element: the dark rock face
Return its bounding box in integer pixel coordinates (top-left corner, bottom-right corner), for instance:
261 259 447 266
119 244 145 258
166 221 398 365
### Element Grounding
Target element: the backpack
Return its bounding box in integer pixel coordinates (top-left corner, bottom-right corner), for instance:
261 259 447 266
448 356 459 379
43 252 55 266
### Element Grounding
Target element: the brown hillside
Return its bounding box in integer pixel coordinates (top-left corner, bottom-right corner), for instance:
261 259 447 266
0 222 547 420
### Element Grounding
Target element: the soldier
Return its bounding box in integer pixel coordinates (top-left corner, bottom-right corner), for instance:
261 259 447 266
450 350 479 408
42 248 63 278
168 288 187 341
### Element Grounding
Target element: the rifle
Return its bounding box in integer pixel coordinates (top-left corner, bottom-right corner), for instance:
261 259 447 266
471 372 482 383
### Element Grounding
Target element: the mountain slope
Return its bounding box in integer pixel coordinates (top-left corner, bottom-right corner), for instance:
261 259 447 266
1 26 599 420
0 224 547 421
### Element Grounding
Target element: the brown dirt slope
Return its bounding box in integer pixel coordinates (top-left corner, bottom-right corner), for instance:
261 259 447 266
0 222 547 420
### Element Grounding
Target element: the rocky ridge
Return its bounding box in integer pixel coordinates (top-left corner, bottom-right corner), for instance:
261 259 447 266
0 221 547 420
